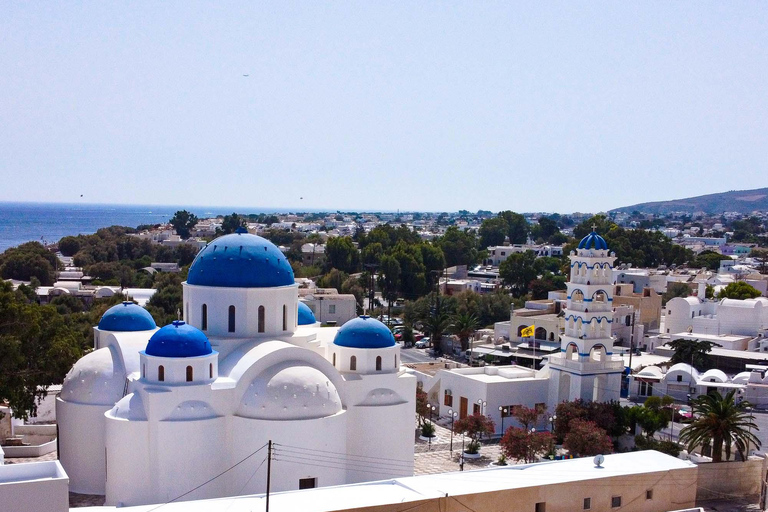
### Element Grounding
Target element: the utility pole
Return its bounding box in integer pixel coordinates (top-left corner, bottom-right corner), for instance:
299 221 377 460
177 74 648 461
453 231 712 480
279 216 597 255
266 440 272 512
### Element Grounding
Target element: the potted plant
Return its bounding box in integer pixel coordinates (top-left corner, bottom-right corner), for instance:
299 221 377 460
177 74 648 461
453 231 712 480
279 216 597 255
419 421 436 440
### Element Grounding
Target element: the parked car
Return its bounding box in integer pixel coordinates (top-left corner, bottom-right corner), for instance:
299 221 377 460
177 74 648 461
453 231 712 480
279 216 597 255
415 337 430 349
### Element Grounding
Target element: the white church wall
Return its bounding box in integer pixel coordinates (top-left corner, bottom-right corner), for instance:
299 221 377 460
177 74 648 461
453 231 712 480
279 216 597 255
55 398 110 495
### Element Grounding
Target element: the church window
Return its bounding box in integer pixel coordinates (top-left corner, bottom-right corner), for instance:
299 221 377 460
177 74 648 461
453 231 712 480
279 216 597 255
350 356 357 371
332 353 336 366
202 304 208 331
299 477 317 489
395 355 398 368
209 363 213 379
158 365 165 382
376 356 382 371
228 305 236 333
142 364 145 378
258 306 265 333
282 305 287 331
186 366 193 382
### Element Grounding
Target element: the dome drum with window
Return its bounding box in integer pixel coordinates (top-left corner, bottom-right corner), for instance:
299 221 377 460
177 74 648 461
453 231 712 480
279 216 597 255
330 316 400 374
140 321 218 385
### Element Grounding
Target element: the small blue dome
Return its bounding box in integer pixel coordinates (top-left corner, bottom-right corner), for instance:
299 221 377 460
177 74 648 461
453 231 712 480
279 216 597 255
297 302 316 325
145 321 213 358
578 230 608 250
333 316 396 349
187 230 295 288
98 302 157 332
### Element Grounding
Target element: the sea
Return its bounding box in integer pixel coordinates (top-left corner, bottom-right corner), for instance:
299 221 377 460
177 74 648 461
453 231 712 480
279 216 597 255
0 202 308 254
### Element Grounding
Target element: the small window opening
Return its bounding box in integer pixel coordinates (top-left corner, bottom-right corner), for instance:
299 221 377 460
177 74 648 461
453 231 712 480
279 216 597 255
186 366 193 382
376 356 382 371
350 355 357 371
282 305 287 331
646 489 653 500
258 305 265 333
611 496 622 508
202 304 208 331
332 353 336 366
583 497 591 510
209 363 213 379
158 365 165 382
299 477 317 489
228 305 236 333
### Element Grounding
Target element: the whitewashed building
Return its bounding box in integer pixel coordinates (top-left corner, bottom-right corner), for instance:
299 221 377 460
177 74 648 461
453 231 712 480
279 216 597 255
56 230 415 507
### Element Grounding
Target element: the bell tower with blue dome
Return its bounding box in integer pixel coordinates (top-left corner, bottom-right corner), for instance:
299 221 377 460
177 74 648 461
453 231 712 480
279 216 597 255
547 227 624 404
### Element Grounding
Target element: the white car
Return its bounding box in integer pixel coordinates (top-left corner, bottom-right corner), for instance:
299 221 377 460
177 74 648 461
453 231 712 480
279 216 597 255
415 338 429 349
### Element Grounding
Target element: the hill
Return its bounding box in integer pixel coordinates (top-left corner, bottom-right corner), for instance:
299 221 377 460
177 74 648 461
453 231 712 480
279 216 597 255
610 187 768 215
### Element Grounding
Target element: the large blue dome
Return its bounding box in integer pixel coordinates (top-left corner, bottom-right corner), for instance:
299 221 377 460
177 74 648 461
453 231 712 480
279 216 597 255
145 321 213 358
333 316 396 349
578 230 608 250
187 229 295 288
98 302 157 332
297 301 317 325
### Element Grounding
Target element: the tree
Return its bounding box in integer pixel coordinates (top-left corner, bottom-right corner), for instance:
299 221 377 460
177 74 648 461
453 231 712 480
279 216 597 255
511 405 544 431
220 212 245 235
679 390 760 462
479 217 508 248
317 269 349 292
325 236 360 274
146 272 184 326
378 255 401 322
563 419 614 457
169 210 199 239
451 312 478 351
415 388 429 426
0 281 85 419
434 226 479 268
628 396 672 439
668 338 721 371
501 427 554 463
454 413 496 454
58 236 81 256
662 282 691 305
690 250 727 271
422 308 453 355
717 281 762 300
498 211 529 244
751 248 768 274
499 251 537 297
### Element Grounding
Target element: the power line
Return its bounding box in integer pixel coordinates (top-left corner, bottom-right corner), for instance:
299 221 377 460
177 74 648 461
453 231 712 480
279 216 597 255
146 442 268 512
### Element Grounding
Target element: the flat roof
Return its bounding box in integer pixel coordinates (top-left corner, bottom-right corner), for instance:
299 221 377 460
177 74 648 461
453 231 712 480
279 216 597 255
85 451 694 512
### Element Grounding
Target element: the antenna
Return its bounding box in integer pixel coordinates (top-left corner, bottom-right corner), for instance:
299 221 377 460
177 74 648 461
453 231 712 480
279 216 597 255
593 454 605 468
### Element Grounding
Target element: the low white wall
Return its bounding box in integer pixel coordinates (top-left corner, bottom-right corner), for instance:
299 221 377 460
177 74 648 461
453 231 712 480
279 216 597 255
696 458 766 502
56 397 110 495
0 460 69 512
1 439 57 458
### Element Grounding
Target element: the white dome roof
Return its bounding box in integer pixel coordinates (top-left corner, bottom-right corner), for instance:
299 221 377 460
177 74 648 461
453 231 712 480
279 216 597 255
61 347 125 405
700 369 728 383
238 364 341 420
732 372 752 384
110 392 147 421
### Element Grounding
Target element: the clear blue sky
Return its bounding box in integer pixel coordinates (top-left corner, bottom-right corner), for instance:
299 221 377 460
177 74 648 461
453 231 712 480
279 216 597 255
1 3 766 213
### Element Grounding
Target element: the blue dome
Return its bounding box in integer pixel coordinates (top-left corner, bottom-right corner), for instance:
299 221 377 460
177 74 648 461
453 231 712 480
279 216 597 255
187 229 295 288
98 302 157 332
578 231 608 250
297 302 316 325
145 321 213 358
333 316 396 349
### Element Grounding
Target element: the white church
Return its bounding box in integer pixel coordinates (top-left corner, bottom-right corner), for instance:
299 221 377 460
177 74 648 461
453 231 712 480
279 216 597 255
56 228 416 507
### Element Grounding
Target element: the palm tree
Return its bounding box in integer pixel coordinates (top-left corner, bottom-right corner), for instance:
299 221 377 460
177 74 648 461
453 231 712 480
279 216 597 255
678 390 760 462
422 294 453 355
452 312 479 352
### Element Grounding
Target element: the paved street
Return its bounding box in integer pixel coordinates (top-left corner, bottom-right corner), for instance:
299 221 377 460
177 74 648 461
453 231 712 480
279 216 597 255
400 346 439 364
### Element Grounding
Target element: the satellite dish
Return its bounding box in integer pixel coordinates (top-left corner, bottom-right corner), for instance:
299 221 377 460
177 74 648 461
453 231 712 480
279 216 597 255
593 454 605 468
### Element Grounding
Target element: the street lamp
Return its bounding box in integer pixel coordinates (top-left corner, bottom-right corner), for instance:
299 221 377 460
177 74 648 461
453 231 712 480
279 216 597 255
527 427 536 463
499 406 508 436
460 431 467 471
747 406 754 458
549 414 557 433
448 409 458 454
477 399 486 415
428 405 436 451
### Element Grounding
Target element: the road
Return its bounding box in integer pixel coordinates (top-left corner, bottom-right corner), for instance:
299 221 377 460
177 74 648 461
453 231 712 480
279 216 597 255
400 346 439 364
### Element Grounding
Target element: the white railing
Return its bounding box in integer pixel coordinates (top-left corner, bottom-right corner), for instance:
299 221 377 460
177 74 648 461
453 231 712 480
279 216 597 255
548 355 624 372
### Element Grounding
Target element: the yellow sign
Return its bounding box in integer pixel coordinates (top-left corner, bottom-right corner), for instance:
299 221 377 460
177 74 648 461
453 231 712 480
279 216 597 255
520 325 535 337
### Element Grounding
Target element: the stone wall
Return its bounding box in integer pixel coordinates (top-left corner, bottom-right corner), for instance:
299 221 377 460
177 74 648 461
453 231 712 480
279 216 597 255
696 457 766 502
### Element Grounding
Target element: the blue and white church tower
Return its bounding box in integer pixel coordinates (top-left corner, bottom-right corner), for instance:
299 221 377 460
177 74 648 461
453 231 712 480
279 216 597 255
547 228 624 404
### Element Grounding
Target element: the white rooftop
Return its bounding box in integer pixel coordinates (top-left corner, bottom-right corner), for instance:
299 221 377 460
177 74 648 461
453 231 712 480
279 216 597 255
82 451 694 512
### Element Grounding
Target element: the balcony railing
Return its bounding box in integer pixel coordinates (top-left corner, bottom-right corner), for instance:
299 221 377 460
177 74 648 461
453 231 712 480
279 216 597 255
548 355 625 372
